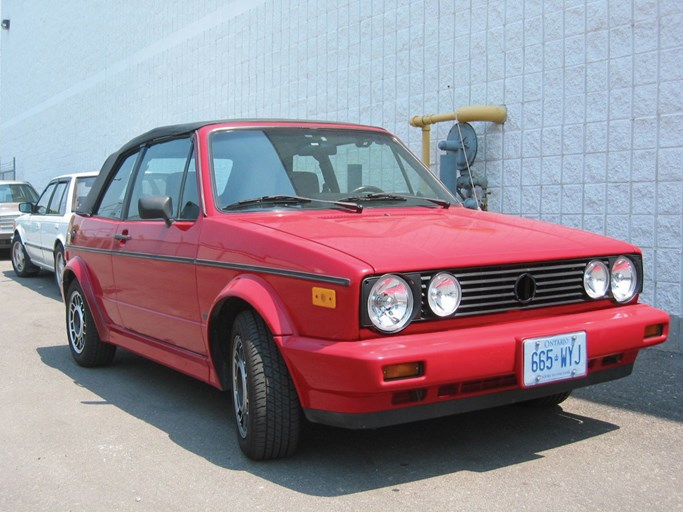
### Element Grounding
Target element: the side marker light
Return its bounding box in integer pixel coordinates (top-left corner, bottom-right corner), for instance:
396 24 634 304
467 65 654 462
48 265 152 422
312 287 336 309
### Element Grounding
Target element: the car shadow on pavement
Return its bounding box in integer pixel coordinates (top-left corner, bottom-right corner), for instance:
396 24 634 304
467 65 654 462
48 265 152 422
573 348 683 424
38 344 622 496
1 267 62 302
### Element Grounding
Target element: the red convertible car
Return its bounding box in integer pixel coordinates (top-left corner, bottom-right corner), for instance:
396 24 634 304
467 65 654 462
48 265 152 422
64 120 669 460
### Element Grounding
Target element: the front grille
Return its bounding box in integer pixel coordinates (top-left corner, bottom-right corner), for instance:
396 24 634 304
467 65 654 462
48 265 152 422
0 215 18 230
419 258 610 319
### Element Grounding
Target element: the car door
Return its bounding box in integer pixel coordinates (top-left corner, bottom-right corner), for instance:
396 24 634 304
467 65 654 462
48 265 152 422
112 137 205 355
38 179 69 267
22 181 58 266
77 151 141 327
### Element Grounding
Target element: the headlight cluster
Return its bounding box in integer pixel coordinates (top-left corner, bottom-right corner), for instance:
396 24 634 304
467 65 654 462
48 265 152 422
583 256 640 304
427 272 462 317
366 272 462 333
367 275 414 333
365 256 640 334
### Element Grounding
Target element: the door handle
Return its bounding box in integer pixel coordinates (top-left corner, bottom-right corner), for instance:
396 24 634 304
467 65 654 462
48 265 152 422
114 233 131 241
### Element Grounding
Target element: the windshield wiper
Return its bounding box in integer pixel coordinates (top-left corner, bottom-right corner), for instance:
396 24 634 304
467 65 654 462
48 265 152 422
224 195 312 210
413 196 451 209
224 195 363 213
339 193 408 203
340 193 451 209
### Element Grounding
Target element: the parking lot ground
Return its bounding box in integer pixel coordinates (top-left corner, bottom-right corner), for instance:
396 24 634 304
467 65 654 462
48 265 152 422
0 255 681 512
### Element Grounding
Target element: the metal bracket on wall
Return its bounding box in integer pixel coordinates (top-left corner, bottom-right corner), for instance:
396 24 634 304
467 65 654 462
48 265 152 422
409 105 507 169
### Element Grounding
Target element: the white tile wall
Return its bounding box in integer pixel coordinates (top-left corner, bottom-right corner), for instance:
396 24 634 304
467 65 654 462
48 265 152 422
0 0 681 320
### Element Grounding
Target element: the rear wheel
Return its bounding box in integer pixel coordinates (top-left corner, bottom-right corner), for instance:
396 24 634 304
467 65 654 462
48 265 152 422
54 244 66 289
230 310 301 460
66 280 116 367
521 391 572 407
11 237 39 277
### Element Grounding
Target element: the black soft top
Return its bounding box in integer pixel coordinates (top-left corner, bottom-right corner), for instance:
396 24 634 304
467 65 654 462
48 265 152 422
79 121 213 215
79 119 374 215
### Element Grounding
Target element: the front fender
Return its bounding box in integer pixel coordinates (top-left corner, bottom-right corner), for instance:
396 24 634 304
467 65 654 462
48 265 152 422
210 274 294 337
12 224 26 244
63 255 111 342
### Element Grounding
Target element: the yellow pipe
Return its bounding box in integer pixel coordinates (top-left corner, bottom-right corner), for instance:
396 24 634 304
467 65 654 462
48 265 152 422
410 105 507 167
421 124 431 165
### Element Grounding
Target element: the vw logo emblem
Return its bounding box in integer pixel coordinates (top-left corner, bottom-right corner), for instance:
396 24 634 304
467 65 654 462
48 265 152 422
514 273 537 304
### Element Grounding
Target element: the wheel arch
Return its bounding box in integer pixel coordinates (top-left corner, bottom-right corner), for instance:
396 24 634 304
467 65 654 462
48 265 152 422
53 237 66 254
12 226 24 241
207 274 295 390
62 256 111 341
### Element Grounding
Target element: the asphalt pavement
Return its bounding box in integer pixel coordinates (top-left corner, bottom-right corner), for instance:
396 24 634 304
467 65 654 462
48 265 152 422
0 255 681 512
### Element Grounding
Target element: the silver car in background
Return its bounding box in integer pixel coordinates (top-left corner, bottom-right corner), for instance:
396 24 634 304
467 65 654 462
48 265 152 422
12 172 97 288
0 181 39 250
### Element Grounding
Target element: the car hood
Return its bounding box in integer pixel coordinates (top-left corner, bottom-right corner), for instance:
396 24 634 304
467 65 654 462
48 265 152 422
244 207 639 272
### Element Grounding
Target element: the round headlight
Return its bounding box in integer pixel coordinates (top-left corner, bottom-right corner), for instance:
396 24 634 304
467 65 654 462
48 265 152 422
611 256 638 303
428 272 462 317
584 260 609 299
367 274 414 333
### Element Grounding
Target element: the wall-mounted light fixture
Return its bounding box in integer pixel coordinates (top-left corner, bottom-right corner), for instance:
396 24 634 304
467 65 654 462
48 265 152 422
1 19 10 30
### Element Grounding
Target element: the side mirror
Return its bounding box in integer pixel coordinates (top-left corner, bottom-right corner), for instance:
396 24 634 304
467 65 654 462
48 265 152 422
138 195 174 226
18 202 34 214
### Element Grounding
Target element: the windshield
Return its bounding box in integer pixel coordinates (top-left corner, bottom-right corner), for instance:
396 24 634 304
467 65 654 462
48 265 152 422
209 128 456 211
0 183 38 203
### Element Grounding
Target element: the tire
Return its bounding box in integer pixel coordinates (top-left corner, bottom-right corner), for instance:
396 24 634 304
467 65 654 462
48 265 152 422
230 310 301 460
521 391 572 408
54 244 66 290
11 236 39 277
66 280 116 367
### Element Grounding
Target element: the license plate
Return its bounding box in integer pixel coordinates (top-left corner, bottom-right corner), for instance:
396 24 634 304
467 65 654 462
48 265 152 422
522 332 587 387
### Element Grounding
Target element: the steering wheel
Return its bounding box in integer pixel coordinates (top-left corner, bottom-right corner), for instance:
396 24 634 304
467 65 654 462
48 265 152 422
350 185 384 194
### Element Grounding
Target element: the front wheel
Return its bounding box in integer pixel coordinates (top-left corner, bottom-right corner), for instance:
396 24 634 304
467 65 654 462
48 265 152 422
66 280 116 367
11 237 39 277
230 310 301 460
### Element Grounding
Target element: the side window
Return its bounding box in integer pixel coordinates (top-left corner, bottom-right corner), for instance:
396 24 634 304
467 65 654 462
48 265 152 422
72 176 96 212
126 137 192 220
96 151 139 219
48 181 68 215
36 183 57 215
178 150 200 221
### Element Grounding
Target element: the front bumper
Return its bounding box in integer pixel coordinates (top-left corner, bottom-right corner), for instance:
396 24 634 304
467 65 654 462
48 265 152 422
279 303 669 429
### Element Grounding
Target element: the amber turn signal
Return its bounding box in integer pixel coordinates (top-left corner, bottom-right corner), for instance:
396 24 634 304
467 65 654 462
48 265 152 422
383 362 423 381
644 323 664 338
312 287 336 309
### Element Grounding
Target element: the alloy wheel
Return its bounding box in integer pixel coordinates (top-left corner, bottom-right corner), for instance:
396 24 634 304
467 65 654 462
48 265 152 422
232 335 249 438
12 241 26 272
68 291 86 354
55 250 65 289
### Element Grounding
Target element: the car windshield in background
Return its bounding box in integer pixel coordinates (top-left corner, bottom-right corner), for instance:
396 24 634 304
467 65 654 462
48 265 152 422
209 128 456 211
0 184 38 203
